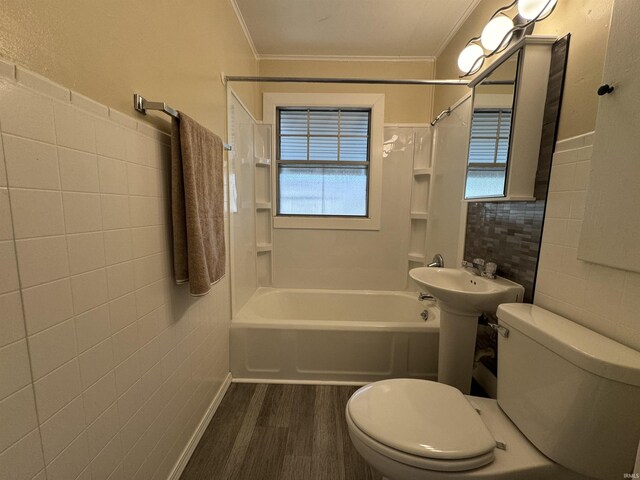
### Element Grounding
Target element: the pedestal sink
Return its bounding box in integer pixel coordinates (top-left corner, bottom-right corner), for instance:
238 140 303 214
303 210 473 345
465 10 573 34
410 267 524 394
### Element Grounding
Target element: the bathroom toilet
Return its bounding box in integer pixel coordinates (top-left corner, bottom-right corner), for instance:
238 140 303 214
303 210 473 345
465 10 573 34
346 304 640 480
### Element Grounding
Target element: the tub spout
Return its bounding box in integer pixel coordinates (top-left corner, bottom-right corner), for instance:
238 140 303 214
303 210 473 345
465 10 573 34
427 253 444 268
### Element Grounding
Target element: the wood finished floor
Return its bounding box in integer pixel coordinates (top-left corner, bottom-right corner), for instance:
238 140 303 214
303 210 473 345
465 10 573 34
180 383 383 480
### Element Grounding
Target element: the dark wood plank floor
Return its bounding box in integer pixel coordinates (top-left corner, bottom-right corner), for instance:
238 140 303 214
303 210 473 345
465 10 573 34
180 383 383 480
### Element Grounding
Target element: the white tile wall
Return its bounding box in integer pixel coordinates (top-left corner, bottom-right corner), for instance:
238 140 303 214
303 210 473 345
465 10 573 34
3 136 60 190
535 132 640 350
0 77 47 479
0 61 231 480
15 236 70 288
58 148 100 193
0 340 32 398
21 279 74 335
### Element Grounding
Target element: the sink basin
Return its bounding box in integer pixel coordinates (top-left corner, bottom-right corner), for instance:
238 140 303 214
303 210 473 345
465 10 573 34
410 267 524 314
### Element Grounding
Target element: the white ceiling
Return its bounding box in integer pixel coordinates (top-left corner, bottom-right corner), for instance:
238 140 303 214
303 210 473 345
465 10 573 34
233 0 481 59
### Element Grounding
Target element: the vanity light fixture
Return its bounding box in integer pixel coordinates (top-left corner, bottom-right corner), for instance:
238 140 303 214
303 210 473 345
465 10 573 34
457 43 485 76
517 0 558 20
480 14 514 52
457 0 559 77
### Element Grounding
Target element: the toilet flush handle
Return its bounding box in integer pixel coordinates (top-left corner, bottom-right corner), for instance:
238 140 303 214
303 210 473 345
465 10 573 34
488 322 509 338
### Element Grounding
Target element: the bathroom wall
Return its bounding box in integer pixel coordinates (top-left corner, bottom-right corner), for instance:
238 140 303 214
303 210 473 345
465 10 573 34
257 58 435 123
257 59 434 291
536 133 640 351
432 0 613 302
435 1 640 360
433 0 614 142
0 62 231 480
0 0 260 126
0 2 257 479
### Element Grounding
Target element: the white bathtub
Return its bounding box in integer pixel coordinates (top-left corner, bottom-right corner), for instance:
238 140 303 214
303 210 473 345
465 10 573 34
230 288 440 384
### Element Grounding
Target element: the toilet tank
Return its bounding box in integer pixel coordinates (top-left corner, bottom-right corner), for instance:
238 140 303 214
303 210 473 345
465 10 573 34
496 304 640 480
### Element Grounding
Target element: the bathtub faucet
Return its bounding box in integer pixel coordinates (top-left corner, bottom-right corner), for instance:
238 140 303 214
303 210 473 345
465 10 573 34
427 253 444 268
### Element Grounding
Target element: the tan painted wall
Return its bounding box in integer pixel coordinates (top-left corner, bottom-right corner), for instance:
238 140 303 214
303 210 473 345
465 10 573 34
0 0 259 130
257 59 435 123
435 0 614 140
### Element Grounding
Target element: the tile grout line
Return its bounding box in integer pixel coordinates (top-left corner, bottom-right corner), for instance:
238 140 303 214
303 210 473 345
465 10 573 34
0 118 50 479
51 101 85 480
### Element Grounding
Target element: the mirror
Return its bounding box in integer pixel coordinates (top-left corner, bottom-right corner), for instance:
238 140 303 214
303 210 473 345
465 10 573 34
462 36 555 202
464 52 519 199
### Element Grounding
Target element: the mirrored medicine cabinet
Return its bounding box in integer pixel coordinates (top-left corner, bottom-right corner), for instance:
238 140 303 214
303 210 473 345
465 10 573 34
464 36 557 201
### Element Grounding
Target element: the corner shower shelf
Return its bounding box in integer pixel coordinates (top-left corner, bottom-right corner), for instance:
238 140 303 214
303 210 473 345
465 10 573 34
255 159 271 167
256 243 272 253
410 212 428 220
408 253 426 263
413 168 432 176
256 202 272 210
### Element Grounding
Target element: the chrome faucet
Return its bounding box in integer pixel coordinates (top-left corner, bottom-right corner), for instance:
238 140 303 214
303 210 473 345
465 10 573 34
461 258 483 275
427 253 444 268
461 258 498 279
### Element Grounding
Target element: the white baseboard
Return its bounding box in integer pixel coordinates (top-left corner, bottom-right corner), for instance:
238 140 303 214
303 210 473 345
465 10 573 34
231 374 437 386
232 377 369 386
167 372 233 480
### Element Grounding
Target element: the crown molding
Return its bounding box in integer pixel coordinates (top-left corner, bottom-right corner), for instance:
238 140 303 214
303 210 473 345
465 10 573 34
229 0 259 60
228 0 480 63
257 54 436 62
435 0 483 58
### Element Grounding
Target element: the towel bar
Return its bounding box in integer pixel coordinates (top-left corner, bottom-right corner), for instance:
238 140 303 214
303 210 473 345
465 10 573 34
133 93 233 151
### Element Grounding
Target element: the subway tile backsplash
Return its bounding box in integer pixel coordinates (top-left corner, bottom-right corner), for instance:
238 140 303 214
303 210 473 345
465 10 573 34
464 200 545 302
0 60 231 480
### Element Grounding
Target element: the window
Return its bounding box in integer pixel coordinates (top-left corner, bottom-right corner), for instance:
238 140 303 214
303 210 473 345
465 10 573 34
264 93 384 230
465 108 512 198
277 108 370 217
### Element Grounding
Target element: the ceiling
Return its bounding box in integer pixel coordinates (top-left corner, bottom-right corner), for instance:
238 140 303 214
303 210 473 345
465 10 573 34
232 0 481 59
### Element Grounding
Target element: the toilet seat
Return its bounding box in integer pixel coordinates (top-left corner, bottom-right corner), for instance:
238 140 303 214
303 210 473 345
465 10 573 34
347 379 496 473
346 410 496 472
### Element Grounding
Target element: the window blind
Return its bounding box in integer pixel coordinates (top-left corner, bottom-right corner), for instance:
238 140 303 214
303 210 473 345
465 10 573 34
278 109 370 162
277 108 371 217
468 109 512 165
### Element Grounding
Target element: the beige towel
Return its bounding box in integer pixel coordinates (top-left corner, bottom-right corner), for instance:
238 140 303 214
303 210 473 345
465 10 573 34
171 113 225 296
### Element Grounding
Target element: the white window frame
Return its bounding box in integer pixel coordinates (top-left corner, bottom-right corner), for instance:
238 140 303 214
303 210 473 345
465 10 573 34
264 92 384 231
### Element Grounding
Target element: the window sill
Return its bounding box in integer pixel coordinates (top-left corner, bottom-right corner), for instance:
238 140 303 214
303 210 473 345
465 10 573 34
463 195 536 203
273 215 381 231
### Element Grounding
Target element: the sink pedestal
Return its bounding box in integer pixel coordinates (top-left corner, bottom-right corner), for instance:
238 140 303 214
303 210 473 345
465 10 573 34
437 305 480 394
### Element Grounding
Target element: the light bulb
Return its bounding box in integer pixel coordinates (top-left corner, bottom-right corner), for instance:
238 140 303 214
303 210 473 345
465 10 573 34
458 43 485 75
517 0 558 20
481 14 514 52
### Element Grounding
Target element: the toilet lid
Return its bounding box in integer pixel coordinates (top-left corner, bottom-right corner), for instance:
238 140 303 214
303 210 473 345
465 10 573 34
347 379 496 461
